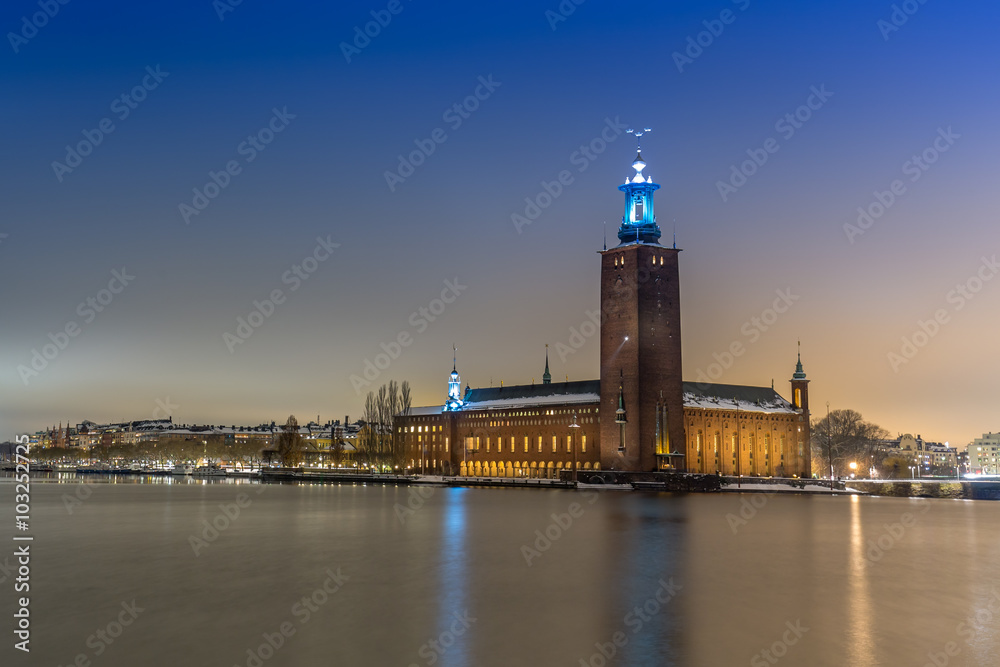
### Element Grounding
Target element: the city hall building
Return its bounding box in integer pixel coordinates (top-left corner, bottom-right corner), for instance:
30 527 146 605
396 144 812 478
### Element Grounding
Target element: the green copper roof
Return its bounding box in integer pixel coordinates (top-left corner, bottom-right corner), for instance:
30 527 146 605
792 351 807 380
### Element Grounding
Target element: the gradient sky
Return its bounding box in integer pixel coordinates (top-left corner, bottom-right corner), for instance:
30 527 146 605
2 0 997 446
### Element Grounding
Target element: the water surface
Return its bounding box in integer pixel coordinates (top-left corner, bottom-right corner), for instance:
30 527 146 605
2 476 999 666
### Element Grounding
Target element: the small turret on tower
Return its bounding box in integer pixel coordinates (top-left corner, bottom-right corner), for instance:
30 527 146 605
445 345 464 411
790 341 809 412
542 345 551 385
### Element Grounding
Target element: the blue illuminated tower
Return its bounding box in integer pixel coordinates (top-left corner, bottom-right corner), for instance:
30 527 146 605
445 346 464 411
600 130 686 471
617 129 661 244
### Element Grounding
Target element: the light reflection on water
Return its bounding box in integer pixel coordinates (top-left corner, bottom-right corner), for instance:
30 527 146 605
2 478 1000 667
436 487 468 667
847 494 875 666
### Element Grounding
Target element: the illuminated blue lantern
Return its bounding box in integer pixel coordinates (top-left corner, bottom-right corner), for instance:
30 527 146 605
617 128 661 245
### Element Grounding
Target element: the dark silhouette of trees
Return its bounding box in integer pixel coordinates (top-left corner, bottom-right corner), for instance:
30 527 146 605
275 415 303 467
810 409 890 478
358 380 411 471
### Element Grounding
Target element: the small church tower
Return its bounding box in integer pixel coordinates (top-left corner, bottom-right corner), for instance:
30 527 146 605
790 344 809 412
790 344 812 476
445 346 464 411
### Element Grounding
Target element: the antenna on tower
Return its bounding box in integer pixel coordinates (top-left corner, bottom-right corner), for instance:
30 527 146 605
673 218 677 249
603 221 607 251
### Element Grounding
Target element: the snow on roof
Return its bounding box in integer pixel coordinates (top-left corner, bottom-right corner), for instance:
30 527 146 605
682 382 796 414
463 393 601 410
405 406 446 416
682 394 796 414
402 380 797 416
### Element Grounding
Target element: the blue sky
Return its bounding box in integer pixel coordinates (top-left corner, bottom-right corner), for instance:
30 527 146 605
2 0 998 445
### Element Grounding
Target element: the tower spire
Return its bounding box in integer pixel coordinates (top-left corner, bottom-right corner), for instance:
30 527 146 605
542 344 551 385
793 340 806 379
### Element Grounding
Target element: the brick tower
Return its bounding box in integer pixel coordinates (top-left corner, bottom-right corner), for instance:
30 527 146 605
599 133 685 472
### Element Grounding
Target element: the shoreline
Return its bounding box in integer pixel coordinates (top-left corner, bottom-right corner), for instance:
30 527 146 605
5 468 1000 500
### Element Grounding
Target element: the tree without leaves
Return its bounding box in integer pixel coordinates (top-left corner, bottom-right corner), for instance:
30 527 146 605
810 409 891 478
331 421 345 467
359 380 411 470
275 415 303 468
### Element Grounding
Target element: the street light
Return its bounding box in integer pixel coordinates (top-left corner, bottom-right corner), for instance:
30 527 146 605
849 461 858 479
827 402 834 490
734 397 741 489
569 413 581 484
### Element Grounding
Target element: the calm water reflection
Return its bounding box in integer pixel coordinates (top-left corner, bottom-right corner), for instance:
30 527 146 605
2 477 999 666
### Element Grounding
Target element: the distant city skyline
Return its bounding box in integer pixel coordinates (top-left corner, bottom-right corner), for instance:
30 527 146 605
3 0 998 446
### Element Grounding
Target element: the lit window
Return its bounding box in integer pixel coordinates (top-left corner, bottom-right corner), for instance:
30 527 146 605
582 435 587 453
